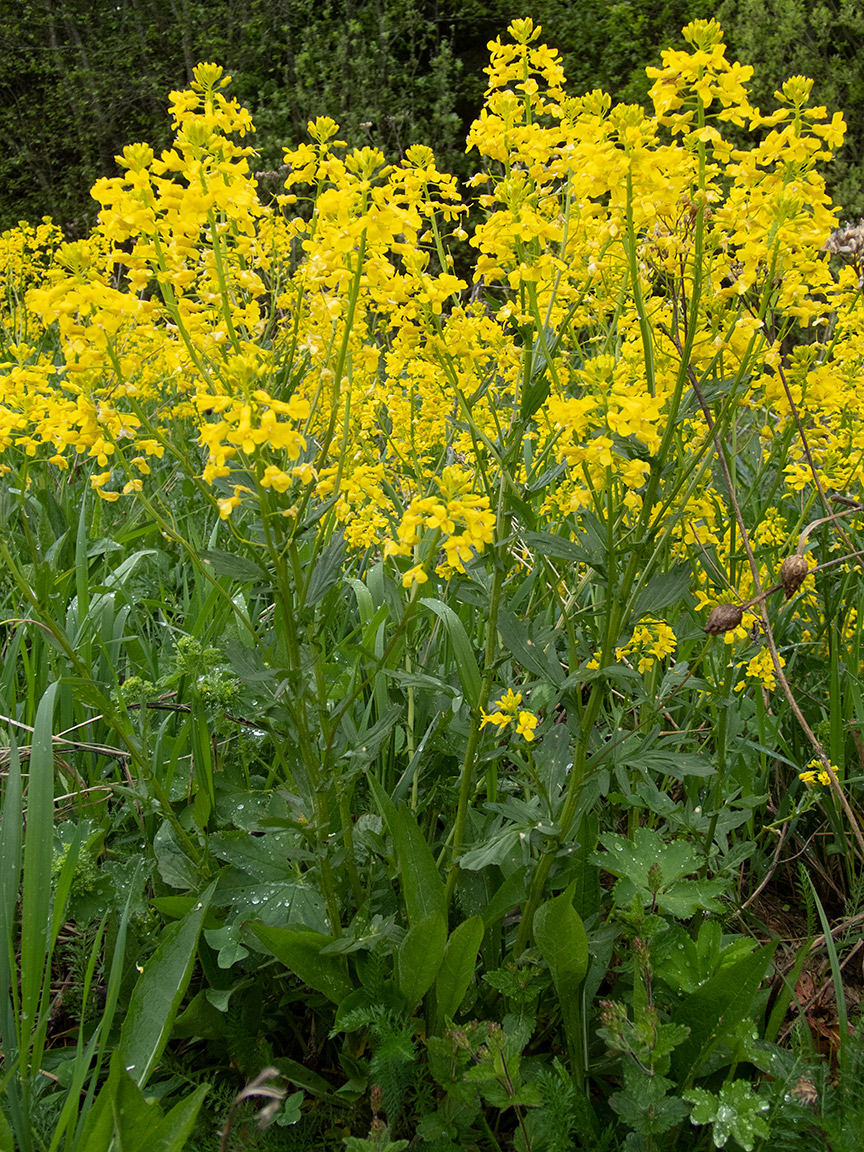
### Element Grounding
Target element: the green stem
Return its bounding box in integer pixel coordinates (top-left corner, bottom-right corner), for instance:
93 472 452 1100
444 558 506 908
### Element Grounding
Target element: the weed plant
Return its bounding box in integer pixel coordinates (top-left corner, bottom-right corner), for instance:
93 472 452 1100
0 17 863 1151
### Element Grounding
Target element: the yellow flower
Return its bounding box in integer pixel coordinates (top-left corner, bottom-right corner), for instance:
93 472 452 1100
515 711 538 741
735 647 782 692
799 759 835 787
616 617 677 673
480 689 538 742
401 564 428 589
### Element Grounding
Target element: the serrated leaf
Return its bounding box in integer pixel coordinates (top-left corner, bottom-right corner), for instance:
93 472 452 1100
684 1081 770 1150
595 827 699 886
610 1069 689 1136
594 827 727 917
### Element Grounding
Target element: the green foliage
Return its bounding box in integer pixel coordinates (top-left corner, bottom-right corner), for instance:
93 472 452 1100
683 1081 770 1150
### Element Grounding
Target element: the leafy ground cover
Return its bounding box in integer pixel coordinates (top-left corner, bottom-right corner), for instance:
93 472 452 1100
2 17 864 1150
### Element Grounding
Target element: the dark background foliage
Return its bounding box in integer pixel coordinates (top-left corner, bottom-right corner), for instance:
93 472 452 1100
1 0 862 231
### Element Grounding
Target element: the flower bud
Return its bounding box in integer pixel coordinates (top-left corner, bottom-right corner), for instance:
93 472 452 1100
703 603 743 635
780 553 809 600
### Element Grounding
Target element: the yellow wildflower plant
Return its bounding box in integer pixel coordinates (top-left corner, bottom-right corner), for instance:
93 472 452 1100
480 689 539 742
798 759 837 788
616 618 677 674
0 14 859 618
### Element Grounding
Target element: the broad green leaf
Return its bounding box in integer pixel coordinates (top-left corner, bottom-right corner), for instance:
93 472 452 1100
249 923 353 1005
534 880 589 1086
434 915 484 1026
497 608 564 686
198 548 265 581
368 775 446 928
593 827 726 918
632 564 692 618
143 1083 210 1152
420 598 482 709
153 822 199 890
481 867 529 928
672 942 777 1083
119 881 215 1087
85 1058 209 1152
396 912 447 1007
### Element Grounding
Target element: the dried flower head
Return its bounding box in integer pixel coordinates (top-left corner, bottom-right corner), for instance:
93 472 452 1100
703 603 744 635
780 553 809 599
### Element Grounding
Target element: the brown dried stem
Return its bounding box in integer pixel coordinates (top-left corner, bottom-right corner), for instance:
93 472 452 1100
682 359 864 860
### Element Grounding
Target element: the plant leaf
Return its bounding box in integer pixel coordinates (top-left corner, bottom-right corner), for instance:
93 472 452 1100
118 881 216 1087
368 775 446 928
420 598 481 709
396 912 447 1008
672 942 777 1083
534 880 589 1086
249 923 354 1005
434 915 484 1027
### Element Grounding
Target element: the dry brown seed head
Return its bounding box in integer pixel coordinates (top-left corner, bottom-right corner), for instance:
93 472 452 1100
780 553 809 600
703 603 744 635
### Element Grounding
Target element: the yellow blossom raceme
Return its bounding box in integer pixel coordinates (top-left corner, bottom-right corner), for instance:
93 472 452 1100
616 617 677 673
799 758 836 787
386 466 496 577
735 647 783 692
480 689 538 742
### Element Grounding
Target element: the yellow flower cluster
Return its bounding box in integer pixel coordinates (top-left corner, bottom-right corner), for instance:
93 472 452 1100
616 618 677 674
798 759 836 787
480 688 538 742
384 465 496 581
735 647 784 692
0 19 860 613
